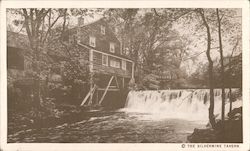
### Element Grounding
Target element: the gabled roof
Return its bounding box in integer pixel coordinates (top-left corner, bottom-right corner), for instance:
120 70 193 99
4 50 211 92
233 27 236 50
7 18 133 61
78 18 104 28
69 18 121 45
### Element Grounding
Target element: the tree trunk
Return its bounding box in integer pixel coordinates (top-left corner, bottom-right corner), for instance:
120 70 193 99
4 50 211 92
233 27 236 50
216 8 226 122
228 37 239 113
229 87 232 112
22 9 49 105
198 9 216 128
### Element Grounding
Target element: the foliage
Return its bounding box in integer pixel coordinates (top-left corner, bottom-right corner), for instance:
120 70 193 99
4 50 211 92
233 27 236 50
104 8 242 90
7 8 242 112
105 9 191 89
61 46 90 86
7 8 99 103
187 53 242 89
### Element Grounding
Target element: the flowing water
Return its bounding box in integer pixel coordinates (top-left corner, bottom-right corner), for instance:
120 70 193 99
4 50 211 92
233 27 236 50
123 89 242 121
8 89 242 143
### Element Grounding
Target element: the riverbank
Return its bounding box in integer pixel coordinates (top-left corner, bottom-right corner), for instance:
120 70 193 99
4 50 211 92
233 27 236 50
8 103 107 136
187 107 242 143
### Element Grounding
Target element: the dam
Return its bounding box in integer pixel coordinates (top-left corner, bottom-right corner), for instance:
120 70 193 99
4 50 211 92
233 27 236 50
123 89 242 121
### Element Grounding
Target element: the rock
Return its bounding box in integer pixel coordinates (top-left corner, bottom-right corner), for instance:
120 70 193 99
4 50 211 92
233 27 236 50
188 118 243 143
205 122 212 128
228 107 242 120
187 128 219 143
141 139 150 143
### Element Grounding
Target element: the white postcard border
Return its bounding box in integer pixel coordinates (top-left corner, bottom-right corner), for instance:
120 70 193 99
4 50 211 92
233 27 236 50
0 0 249 151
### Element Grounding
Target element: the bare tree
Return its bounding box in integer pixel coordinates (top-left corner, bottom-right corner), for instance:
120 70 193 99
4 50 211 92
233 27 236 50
216 8 226 122
228 38 240 112
22 8 61 104
19 8 93 104
196 8 216 128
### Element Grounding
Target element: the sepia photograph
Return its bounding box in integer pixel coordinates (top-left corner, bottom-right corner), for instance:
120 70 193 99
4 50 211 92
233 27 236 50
1 0 249 151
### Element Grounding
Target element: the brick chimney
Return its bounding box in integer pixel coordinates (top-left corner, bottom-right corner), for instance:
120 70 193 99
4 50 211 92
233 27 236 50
78 17 84 27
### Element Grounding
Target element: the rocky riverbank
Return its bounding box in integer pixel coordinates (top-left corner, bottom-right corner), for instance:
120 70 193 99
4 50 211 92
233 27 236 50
7 102 107 136
187 107 242 143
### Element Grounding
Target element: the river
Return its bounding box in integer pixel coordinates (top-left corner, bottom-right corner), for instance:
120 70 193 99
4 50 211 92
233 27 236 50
8 110 205 143
8 89 241 143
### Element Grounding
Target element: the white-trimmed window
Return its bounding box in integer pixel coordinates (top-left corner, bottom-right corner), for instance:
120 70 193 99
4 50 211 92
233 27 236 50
101 25 105 35
110 42 115 53
102 54 108 66
122 60 126 70
110 59 120 68
89 36 96 47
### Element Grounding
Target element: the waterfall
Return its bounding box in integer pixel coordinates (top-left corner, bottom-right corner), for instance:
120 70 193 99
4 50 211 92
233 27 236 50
123 89 242 121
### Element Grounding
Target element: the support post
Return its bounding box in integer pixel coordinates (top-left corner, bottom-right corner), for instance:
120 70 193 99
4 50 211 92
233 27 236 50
96 90 99 105
88 49 94 105
80 85 96 106
88 74 94 105
99 76 114 105
114 76 119 89
122 77 125 89
132 62 135 80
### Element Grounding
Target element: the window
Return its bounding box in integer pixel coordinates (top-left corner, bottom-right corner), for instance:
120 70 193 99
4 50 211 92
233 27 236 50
89 36 96 47
110 59 120 68
122 60 126 70
110 42 115 53
102 54 108 66
101 25 105 35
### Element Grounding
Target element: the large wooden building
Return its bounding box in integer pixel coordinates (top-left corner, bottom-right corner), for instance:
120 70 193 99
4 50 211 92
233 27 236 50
72 18 135 106
7 18 135 107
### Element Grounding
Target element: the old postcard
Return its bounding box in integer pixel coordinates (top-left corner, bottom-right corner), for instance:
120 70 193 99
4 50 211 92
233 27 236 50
0 0 249 151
